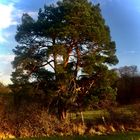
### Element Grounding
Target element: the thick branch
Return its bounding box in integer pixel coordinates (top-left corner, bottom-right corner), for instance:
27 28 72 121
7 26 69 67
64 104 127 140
75 45 80 78
64 46 73 68
27 60 54 76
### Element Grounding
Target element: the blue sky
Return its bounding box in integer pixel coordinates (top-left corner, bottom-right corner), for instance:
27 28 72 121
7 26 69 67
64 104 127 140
0 0 140 84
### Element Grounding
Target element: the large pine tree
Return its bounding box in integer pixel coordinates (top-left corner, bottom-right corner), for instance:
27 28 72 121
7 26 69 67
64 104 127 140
11 0 118 120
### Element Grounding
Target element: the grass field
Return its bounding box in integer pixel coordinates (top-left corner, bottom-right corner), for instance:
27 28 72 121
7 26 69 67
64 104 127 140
13 133 140 140
70 104 140 123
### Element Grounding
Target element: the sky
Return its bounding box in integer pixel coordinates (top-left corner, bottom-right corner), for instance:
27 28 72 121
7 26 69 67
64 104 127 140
0 0 140 84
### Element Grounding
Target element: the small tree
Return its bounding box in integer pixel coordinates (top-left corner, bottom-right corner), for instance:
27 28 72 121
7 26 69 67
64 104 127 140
11 0 118 120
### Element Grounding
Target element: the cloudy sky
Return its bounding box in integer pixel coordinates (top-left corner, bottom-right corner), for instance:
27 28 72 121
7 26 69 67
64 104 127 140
0 0 140 84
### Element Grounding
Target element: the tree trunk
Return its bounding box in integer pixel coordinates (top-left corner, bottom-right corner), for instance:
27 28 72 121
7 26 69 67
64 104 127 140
58 98 68 121
58 107 67 121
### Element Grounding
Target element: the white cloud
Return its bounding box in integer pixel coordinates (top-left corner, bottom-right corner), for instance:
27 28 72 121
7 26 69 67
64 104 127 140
0 34 6 43
127 50 136 54
0 2 39 43
0 73 12 85
0 2 17 83
0 31 15 43
0 54 15 64
0 3 16 30
0 3 18 43
0 54 15 85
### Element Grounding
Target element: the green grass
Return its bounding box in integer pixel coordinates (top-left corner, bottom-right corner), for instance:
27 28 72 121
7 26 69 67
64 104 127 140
70 110 109 121
70 104 140 123
13 133 140 140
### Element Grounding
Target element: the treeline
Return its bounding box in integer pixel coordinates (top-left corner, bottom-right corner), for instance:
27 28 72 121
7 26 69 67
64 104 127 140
117 76 140 104
115 65 140 104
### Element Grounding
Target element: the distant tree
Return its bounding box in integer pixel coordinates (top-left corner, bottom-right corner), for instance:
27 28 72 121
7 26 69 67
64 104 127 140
11 0 118 120
115 65 138 78
115 65 140 104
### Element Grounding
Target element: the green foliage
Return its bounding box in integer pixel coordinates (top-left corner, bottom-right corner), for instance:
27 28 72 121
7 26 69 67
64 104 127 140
11 0 118 119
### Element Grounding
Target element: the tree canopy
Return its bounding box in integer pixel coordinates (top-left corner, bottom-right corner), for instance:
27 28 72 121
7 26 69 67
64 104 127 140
11 0 118 119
